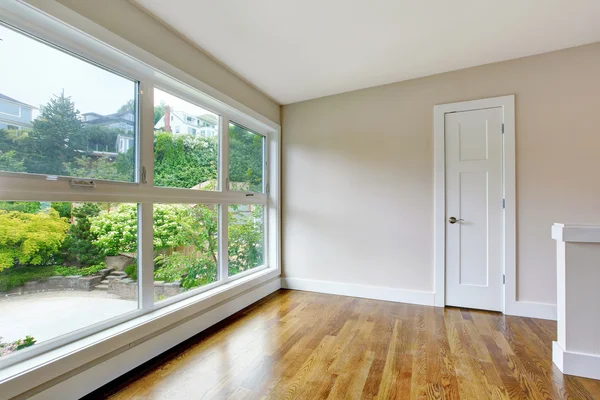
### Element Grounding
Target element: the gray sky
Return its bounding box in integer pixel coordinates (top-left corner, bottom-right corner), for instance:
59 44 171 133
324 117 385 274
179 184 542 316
0 24 217 120
0 24 135 116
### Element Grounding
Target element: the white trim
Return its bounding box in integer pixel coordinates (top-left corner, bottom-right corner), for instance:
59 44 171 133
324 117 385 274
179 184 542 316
433 95 516 313
0 270 281 399
281 278 435 306
552 342 600 380
505 301 557 320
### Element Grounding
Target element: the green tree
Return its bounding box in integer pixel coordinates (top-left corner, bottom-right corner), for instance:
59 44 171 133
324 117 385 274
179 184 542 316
0 201 41 214
117 99 135 114
154 204 218 289
62 203 103 266
71 125 120 153
26 92 82 176
0 209 69 271
0 150 25 173
154 102 167 124
50 202 72 219
229 124 264 192
121 99 165 123
153 132 218 188
228 206 264 275
64 156 131 182
0 129 30 173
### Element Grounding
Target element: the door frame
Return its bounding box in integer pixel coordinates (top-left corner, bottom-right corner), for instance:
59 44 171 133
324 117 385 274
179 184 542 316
433 95 516 313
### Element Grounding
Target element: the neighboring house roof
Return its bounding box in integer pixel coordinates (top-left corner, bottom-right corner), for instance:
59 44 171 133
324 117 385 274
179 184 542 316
155 110 217 132
199 114 218 126
0 93 37 109
82 112 104 118
82 111 135 130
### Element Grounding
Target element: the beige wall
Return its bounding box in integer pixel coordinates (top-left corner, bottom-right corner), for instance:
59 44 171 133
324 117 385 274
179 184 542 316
27 0 280 123
282 42 600 305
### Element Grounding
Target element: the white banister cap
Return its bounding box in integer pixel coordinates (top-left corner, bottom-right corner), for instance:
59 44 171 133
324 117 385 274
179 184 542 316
552 223 600 243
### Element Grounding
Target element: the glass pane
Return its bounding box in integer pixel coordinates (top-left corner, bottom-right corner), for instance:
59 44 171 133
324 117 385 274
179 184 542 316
153 89 219 190
0 201 138 358
153 204 218 302
228 204 264 276
0 24 137 182
229 123 264 193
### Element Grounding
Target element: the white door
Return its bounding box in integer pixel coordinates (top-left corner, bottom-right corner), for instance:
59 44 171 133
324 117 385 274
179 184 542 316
445 107 504 311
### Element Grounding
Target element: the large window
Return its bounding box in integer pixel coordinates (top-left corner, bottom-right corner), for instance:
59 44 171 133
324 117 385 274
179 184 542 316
0 11 278 368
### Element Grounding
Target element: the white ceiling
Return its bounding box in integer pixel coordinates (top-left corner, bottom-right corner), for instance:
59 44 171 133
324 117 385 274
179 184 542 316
133 0 600 105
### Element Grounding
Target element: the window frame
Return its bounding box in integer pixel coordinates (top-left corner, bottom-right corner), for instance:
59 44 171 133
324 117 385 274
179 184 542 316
0 103 21 117
0 0 280 371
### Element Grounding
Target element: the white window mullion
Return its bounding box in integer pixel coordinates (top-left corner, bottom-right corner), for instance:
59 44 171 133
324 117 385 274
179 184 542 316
218 203 229 282
267 128 281 273
220 116 230 192
139 81 155 187
138 81 155 309
219 116 230 280
262 134 269 268
138 202 154 309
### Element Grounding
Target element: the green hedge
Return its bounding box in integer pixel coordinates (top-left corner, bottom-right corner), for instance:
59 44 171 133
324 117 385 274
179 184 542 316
0 264 105 292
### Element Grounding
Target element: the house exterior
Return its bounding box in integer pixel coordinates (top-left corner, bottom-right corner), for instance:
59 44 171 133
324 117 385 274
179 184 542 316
82 111 135 133
0 93 36 130
116 134 134 154
154 106 218 137
82 111 136 154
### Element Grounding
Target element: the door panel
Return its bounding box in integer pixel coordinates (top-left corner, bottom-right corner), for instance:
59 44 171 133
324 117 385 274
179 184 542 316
445 107 503 311
459 171 488 286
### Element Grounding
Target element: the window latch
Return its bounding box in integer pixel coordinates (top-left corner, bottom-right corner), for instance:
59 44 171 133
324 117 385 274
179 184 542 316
70 179 96 188
245 193 254 197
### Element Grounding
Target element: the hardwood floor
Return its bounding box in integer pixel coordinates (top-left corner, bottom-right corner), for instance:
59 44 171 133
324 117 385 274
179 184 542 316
90 290 600 399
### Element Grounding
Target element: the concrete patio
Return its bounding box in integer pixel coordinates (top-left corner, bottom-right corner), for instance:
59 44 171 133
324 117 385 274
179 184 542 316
0 291 137 343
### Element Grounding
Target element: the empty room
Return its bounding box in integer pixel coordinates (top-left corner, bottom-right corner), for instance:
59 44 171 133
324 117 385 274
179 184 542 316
0 0 599 399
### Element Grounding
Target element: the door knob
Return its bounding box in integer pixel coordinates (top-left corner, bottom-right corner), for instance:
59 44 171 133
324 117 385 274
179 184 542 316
448 217 464 224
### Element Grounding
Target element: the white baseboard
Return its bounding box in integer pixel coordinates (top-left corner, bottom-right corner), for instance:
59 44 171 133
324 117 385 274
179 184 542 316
505 300 557 320
28 277 281 400
281 277 435 306
553 341 600 380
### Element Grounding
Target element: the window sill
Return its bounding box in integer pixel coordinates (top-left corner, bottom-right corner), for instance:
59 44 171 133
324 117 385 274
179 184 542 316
0 267 280 399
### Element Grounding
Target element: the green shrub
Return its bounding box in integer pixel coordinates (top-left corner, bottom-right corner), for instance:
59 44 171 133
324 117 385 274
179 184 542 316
124 263 137 281
0 209 69 271
90 204 190 256
0 263 105 292
62 203 103 267
0 201 41 214
228 206 264 275
154 252 216 289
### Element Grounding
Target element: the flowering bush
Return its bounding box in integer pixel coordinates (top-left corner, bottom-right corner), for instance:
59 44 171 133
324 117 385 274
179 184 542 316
0 335 36 357
90 204 190 255
0 209 69 271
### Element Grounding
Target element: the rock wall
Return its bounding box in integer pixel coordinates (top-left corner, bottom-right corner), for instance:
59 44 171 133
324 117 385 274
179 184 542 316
108 279 183 301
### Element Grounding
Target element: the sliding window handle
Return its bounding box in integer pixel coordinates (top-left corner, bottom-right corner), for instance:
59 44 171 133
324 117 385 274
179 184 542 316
448 216 464 224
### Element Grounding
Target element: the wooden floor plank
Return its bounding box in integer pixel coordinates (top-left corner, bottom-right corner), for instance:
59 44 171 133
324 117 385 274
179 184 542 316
82 290 600 400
